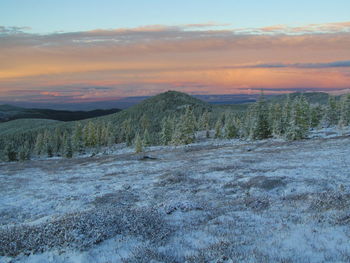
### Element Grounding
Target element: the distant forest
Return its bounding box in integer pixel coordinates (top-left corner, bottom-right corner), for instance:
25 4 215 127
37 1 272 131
0 91 349 162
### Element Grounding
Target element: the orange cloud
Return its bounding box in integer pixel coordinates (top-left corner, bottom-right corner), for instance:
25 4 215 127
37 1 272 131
0 22 350 101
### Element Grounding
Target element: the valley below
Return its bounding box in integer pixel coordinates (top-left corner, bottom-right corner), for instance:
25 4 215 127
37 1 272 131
1 133 350 262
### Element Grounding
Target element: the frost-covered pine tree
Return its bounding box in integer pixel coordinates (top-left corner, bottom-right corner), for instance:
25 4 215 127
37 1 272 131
62 132 73 158
323 96 339 127
271 103 283 137
18 141 30 161
42 130 53 158
286 96 310 140
281 95 292 134
160 117 173 145
214 119 222 138
339 94 350 127
250 94 271 140
199 110 211 138
34 133 44 156
122 119 133 146
171 107 196 145
140 114 151 132
52 128 62 154
310 105 322 128
143 128 151 146
72 123 84 153
134 133 143 153
224 115 238 139
5 143 17 162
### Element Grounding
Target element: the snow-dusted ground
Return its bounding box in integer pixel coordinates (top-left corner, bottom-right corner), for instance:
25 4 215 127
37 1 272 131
1 131 350 262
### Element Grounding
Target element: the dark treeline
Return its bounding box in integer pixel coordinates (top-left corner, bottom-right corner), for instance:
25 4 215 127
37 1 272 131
1 93 349 162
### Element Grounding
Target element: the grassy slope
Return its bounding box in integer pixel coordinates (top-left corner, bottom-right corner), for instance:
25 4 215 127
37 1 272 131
0 105 121 122
0 119 62 136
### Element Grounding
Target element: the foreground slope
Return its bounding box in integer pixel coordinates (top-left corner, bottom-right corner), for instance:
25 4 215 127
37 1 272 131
1 134 350 262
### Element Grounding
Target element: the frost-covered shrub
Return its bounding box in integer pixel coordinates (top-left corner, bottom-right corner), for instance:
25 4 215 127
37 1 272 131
0 206 172 257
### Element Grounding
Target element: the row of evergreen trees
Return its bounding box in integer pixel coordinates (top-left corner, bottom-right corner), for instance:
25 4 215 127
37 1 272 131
1 93 350 162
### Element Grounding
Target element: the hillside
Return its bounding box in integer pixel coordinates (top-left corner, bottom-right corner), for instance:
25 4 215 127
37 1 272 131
0 91 213 157
87 91 212 138
0 105 121 123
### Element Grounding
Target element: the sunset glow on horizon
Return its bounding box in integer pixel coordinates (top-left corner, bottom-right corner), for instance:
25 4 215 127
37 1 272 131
1 0 350 104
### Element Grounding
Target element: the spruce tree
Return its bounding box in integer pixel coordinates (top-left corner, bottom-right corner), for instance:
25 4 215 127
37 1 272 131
143 128 151 146
286 96 310 140
87 121 98 147
134 133 143 153
140 114 151 132
122 119 133 146
251 95 271 140
214 119 222 138
18 141 30 161
281 95 292 134
310 105 322 128
72 123 84 153
160 117 173 145
199 110 211 138
224 115 238 139
62 132 73 158
171 107 196 145
5 143 17 162
324 96 339 127
182 107 196 143
271 103 283 136
34 133 44 156
339 94 350 127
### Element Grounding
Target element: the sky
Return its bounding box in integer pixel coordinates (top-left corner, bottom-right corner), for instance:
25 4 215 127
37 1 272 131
1 0 350 104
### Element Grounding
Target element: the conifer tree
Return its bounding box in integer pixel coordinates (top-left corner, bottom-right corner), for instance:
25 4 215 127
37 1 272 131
339 94 350 127
160 117 173 145
251 94 271 140
72 123 84 153
281 95 292 134
87 121 98 147
18 141 30 161
271 103 283 136
171 107 196 145
224 119 238 139
199 110 211 138
286 96 310 140
214 119 222 138
106 122 115 146
34 133 44 156
5 143 17 162
50 128 62 154
143 128 151 146
62 132 73 158
324 96 339 126
310 105 322 128
140 114 151 132
134 133 143 153
122 119 133 146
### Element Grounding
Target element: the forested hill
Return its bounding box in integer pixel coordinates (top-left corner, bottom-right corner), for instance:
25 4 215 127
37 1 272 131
0 105 121 123
1 90 350 162
0 91 213 160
